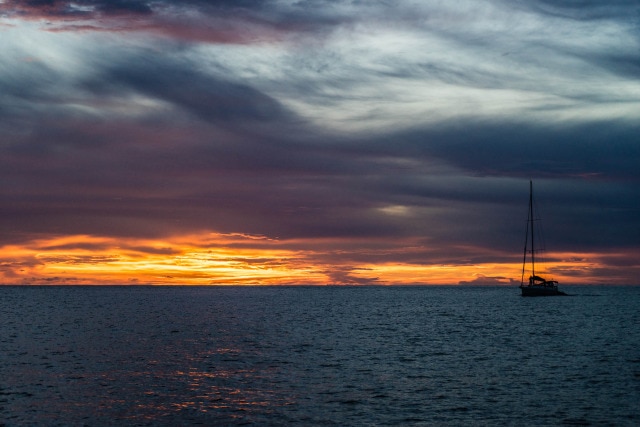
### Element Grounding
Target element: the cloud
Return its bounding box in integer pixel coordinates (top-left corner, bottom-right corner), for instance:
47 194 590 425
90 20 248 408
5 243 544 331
516 0 640 21
458 274 518 286
1 1 639 285
4 0 153 16
0 0 342 44
322 266 381 285
387 120 640 181
82 53 292 124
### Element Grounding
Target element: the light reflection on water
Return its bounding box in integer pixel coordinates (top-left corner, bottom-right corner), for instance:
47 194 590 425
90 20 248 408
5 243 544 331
1 285 639 425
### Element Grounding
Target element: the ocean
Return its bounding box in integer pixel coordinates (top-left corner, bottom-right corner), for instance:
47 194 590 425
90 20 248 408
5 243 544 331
1 285 639 426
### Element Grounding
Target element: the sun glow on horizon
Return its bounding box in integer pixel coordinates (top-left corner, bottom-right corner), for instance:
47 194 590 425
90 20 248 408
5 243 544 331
0 233 634 286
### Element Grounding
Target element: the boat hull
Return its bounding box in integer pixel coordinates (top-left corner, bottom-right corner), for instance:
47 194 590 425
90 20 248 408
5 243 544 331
520 285 566 297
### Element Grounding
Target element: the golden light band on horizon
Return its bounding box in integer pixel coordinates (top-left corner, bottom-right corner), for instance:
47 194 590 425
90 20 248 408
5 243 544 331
0 233 622 285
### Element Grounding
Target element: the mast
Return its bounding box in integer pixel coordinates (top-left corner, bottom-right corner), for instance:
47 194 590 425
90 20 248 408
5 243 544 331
521 181 533 286
530 180 535 278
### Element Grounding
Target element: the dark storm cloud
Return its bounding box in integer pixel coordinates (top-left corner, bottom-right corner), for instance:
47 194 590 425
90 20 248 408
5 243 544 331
587 53 640 80
84 55 290 123
0 59 60 117
1 0 348 42
2 0 326 20
2 0 152 16
387 120 640 181
518 0 640 20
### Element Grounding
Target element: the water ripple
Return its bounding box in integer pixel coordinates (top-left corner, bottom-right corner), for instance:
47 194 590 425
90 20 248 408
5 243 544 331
1 285 639 425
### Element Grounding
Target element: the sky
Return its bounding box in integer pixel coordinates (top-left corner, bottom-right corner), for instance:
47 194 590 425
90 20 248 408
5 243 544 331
1 0 639 285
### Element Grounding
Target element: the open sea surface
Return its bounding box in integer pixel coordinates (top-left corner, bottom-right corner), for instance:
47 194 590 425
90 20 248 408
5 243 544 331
1 285 639 426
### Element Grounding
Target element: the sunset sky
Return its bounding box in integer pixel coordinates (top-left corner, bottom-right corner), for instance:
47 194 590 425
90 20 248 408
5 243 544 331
1 0 639 285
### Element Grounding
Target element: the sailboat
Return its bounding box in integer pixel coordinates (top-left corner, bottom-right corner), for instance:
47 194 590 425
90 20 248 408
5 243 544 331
520 180 566 296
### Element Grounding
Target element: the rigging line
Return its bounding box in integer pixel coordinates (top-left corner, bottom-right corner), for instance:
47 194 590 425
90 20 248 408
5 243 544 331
521 216 529 286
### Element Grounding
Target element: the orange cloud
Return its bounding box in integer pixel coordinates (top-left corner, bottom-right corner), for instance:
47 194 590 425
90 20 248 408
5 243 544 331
1 233 630 286
0 233 324 285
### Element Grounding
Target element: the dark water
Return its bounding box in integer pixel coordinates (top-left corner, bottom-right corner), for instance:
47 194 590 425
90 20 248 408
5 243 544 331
1 286 639 426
